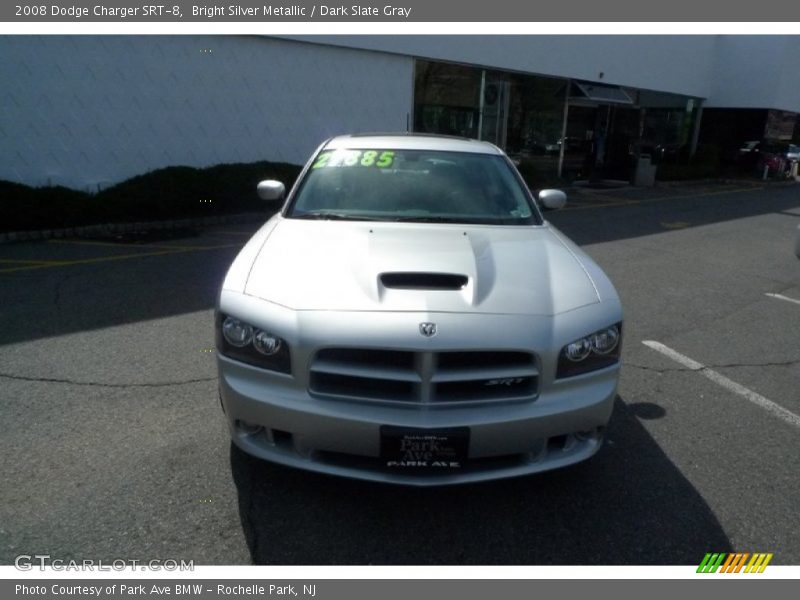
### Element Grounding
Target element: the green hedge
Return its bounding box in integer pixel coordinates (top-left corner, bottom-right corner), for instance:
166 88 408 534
0 161 302 233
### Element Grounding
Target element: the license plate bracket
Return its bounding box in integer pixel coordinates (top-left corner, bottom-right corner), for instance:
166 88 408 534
380 426 469 469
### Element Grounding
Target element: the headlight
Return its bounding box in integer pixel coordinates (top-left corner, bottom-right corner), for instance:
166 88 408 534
557 323 622 379
253 330 282 355
222 318 253 347
564 338 592 362
216 313 291 374
590 326 620 355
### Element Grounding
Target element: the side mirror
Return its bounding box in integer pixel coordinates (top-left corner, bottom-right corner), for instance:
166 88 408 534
257 179 285 201
538 189 567 211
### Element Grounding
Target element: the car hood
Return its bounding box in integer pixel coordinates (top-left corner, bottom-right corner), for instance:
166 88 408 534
244 219 601 315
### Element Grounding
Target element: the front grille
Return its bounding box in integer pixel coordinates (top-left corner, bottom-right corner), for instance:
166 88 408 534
309 348 538 405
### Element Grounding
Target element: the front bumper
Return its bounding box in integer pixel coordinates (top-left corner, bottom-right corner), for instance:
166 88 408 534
221 361 616 486
217 297 621 486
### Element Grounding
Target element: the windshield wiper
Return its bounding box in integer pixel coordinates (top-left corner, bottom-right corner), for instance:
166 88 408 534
291 212 378 221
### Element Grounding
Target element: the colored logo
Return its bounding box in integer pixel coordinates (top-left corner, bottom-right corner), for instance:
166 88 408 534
697 552 773 573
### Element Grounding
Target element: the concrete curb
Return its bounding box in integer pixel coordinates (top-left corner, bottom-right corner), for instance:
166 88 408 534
0 211 269 245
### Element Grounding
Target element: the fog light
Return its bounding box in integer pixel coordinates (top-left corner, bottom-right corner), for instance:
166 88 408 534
574 429 596 441
237 420 263 436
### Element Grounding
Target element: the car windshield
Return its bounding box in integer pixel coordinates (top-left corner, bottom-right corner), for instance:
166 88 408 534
286 148 541 225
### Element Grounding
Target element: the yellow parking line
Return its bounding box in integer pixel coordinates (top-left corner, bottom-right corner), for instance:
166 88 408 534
563 199 635 211
0 258 67 265
661 221 691 229
0 243 241 274
563 186 762 211
47 239 235 251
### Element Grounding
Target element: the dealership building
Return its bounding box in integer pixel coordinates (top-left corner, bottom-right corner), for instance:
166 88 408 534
1 35 799 189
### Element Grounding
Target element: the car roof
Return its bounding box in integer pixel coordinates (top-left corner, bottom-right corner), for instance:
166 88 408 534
323 133 505 155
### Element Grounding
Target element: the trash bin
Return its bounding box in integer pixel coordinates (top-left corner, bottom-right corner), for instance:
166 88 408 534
634 155 657 187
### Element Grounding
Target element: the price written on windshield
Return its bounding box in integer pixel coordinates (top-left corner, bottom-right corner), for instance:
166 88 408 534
312 150 396 169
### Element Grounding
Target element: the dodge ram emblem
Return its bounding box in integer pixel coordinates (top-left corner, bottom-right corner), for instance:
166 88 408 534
419 322 437 337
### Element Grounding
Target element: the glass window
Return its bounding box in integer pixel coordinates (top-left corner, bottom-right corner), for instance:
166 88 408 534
288 148 539 226
414 61 481 138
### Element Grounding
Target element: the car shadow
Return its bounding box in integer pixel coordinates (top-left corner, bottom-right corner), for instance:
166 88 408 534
0 235 246 346
230 395 731 565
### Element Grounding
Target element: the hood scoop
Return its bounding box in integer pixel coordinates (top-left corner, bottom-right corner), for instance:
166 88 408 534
380 272 468 291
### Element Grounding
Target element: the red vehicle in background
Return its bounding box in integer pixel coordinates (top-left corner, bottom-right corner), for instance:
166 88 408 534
750 142 800 178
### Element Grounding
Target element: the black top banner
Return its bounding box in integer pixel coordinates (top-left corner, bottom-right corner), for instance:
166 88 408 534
3 0 800 22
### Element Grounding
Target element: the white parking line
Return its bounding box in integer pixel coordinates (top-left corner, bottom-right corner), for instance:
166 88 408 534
765 292 800 306
642 340 800 429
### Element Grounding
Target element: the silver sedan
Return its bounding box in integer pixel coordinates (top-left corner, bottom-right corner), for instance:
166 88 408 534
216 134 623 485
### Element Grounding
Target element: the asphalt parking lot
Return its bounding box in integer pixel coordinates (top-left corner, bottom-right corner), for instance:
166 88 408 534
1 182 799 565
